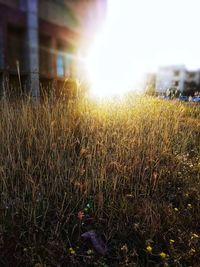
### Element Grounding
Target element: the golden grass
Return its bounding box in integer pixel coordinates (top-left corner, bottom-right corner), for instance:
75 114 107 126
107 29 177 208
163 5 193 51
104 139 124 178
0 96 199 266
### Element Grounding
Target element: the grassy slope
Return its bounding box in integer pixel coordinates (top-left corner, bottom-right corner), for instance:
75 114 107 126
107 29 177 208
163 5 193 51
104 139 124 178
0 97 199 266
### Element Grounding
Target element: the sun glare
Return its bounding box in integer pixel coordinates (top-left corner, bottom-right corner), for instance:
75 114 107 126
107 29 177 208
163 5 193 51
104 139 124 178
85 0 146 98
84 0 200 98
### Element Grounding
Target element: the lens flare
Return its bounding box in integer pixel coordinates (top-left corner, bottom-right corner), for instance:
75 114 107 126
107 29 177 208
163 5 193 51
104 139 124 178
85 0 146 98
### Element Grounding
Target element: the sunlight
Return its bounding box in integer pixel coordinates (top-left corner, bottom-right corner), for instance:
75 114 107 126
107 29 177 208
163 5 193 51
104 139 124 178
84 0 148 98
84 0 200 98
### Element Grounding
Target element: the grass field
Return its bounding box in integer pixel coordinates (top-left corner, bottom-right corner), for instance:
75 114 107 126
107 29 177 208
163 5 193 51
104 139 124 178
0 96 199 266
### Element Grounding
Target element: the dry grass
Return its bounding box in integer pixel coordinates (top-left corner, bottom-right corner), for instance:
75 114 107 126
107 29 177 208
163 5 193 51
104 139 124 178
0 96 199 266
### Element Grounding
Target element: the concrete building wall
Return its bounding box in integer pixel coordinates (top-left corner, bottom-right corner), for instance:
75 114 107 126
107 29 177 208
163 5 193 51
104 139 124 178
0 0 27 11
39 0 77 29
155 66 200 95
39 0 106 37
0 19 6 96
156 65 186 93
0 0 107 99
0 0 18 8
0 21 5 70
38 0 107 82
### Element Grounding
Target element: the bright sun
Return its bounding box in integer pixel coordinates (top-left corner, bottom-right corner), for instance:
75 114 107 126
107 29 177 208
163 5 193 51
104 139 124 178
84 0 147 98
83 0 200 98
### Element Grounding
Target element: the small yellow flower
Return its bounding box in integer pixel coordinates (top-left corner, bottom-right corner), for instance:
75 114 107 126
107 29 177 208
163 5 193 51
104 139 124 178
174 208 179 212
187 203 192 208
146 245 152 253
87 249 94 255
170 239 175 245
185 193 189 197
69 247 76 255
160 252 167 258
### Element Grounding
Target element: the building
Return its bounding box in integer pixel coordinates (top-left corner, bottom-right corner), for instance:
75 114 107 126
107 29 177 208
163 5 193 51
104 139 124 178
155 65 200 95
156 65 186 94
0 0 107 99
184 70 200 96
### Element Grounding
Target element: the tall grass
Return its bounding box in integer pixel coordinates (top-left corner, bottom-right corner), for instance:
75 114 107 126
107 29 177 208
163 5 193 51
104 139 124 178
0 96 199 266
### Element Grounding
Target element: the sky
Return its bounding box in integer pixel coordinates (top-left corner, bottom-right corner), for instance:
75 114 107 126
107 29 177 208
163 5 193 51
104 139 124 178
104 0 200 71
85 0 200 96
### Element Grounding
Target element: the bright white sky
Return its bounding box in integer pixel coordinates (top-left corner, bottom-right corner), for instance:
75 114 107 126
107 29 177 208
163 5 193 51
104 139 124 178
106 0 200 71
85 0 200 96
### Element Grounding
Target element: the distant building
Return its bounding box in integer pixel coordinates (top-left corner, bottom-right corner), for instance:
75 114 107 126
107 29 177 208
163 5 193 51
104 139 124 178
156 65 186 94
184 70 200 96
186 70 200 84
155 65 200 96
0 0 107 99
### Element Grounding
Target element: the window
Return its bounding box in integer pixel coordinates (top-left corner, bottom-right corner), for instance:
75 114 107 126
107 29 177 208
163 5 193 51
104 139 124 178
57 53 64 77
174 81 179 86
174 70 180 76
57 39 74 78
189 72 195 78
